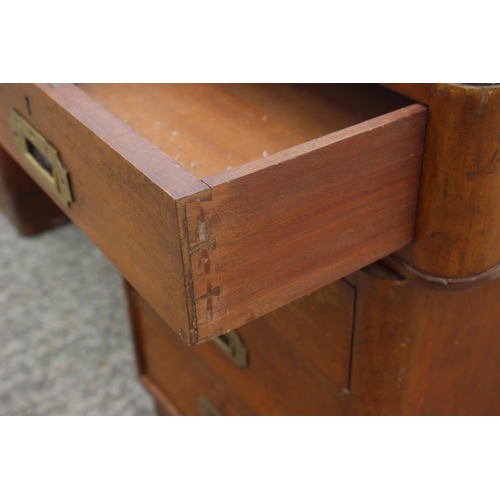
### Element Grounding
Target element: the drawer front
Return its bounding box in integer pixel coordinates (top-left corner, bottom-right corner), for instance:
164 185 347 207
0 83 427 346
0 83 206 340
126 279 354 416
127 283 253 416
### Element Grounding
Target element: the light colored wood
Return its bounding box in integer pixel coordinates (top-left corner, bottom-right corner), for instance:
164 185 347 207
79 83 414 179
187 104 427 342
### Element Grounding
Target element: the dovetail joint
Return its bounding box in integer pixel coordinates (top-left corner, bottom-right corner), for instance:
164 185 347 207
189 239 216 254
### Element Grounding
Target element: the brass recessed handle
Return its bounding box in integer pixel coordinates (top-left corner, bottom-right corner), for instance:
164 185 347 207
197 396 221 416
9 108 73 207
212 330 248 368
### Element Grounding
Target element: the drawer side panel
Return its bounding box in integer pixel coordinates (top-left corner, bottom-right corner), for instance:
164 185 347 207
188 104 427 342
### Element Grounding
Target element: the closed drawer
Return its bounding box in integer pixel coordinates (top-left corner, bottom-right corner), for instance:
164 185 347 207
126 278 355 416
0 84 426 345
127 282 255 416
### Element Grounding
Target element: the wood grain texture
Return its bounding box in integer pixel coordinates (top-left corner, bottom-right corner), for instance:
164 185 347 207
125 279 351 416
0 83 426 347
125 282 254 416
261 279 355 389
350 264 500 415
0 83 208 338
187 104 427 342
193 280 354 415
0 145 67 235
381 84 431 104
80 83 413 179
394 83 500 280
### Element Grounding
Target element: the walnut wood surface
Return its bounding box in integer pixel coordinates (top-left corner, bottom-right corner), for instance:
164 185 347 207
394 83 500 281
0 83 207 338
125 280 352 416
0 145 67 235
80 83 413 179
350 264 500 415
187 104 427 342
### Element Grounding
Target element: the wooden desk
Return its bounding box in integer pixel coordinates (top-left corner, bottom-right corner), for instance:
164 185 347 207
1 83 499 415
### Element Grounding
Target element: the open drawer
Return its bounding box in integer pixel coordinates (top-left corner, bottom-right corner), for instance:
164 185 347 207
0 84 427 345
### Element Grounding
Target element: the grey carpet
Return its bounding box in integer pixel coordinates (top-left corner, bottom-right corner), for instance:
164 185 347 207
0 212 155 415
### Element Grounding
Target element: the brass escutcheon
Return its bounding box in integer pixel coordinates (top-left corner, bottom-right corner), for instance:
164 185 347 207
197 396 221 416
9 108 73 207
212 330 248 368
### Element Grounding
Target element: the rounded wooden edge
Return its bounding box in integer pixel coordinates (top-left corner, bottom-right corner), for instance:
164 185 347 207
382 255 500 291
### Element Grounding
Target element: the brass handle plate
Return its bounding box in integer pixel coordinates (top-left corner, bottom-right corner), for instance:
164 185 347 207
9 108 74 207
212 330 248 368
197 396 221 416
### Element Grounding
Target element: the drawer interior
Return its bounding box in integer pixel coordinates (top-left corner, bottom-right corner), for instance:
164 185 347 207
79 83 413 179
0 83 425 346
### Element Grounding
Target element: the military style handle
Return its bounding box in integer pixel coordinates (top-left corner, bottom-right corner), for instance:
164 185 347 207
212 330 248 368
9 108 73 207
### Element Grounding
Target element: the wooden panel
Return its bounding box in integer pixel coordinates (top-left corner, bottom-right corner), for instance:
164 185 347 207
260 279 355 389
126 283 254 416
195 281 353 415
199 321 348 415
80 83 414 179
350 264 500 415
0 83 207 338
0 145 67 235
125 280 350 415
186 104 427 342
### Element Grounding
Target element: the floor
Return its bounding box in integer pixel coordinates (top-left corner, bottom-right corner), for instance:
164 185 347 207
0 212 156 415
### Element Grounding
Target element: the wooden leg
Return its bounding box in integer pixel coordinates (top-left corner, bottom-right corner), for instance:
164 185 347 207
0 145 67 235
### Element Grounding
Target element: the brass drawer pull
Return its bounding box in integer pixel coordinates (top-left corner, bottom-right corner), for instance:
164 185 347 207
9 108 73 207
212 330 248 368
197 396 221 416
